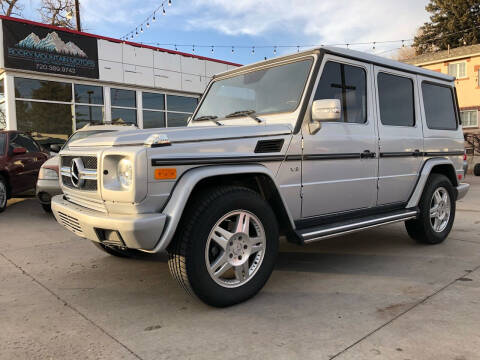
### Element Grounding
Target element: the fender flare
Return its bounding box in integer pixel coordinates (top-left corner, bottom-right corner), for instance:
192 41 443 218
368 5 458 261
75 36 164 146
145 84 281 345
146 164 295 253
406 157 458 208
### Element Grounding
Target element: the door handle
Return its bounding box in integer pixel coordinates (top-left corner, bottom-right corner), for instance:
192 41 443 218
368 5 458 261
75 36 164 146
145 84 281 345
361 150 376 159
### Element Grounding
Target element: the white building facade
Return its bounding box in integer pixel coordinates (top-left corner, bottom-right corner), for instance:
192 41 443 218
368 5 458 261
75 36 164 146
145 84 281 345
0 16 239 145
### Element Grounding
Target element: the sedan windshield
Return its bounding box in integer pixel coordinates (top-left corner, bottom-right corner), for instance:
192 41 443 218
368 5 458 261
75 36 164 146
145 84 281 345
63 130 114 150
194 58 313 122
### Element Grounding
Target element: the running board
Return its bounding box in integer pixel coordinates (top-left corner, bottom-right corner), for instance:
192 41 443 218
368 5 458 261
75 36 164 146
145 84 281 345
297 209 418 244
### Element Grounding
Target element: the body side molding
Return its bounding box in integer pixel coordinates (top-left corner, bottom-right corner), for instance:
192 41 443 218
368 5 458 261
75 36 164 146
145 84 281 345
143 164 295 253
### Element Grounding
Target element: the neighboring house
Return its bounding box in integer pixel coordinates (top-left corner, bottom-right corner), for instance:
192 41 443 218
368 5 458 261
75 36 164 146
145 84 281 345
0 16 240 144
404 44 480 131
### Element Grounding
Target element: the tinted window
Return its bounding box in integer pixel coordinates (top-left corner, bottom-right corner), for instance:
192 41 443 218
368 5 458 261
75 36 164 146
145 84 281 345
111 89 136 108
314 61 367 123
9 133 39 152
74 84 103 104
143 92 165 110
111 108 137 125
422 83 457 130
16 100 72 140
0 133 5 155
75 105 104 128
167 95 197 113
14 77 72 102
143 111 166 129
377 73 415 126
167 112 190 127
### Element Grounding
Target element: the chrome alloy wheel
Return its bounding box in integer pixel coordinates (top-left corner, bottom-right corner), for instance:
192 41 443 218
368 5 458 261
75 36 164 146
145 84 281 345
0 181 6 209
205 210 266 288
430 187 451 233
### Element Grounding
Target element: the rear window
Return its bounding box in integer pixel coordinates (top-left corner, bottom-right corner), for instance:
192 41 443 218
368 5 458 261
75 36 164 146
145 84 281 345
0 133 5 155
377 73 415 127
422 82 457 130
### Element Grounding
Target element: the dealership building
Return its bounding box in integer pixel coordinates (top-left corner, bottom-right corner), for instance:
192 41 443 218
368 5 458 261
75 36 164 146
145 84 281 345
0 16 240 144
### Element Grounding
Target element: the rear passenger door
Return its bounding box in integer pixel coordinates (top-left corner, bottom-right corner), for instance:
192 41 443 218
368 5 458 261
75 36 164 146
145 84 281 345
374 67 423 206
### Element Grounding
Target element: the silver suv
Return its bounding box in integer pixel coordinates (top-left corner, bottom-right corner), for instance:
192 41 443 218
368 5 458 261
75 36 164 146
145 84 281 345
51 47 470 307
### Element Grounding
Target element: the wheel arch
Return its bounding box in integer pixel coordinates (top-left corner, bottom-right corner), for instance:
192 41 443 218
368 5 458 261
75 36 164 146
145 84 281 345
0 170 11 198
148 164 295 253
407 158 459 208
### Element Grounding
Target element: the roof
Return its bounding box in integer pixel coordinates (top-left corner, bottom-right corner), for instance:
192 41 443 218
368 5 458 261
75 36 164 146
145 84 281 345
0 15 241 67
403 44 480 66
217 45 454 82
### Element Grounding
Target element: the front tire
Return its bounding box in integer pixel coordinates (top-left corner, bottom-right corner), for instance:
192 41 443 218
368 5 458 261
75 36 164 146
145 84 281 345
0 176 8 213
168 186 279 307
405 174 455 244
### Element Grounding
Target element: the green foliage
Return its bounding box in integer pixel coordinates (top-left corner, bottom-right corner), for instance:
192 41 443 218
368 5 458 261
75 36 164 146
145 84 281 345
413 0 480 54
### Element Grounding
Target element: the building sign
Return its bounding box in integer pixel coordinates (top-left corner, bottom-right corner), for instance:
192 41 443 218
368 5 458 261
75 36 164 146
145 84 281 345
2 19 99 78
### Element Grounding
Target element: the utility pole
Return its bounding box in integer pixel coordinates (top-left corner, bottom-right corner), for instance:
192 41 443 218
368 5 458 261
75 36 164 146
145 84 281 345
75 0 81 31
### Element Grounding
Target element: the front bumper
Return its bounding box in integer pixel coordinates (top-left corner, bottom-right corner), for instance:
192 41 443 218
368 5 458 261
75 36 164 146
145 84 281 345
36 179 62 204
51 195 167 250
456 183 470 201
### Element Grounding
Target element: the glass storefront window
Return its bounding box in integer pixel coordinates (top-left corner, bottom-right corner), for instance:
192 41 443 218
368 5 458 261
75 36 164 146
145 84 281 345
143 110 166 128
16 100 72 143
14 77 72 102
111 108 137 125
167 95 197 113
111 88 136 107
143 92 165 110
0 78 5 129
75 84 103 104
75 105 104 128
167 112 190 127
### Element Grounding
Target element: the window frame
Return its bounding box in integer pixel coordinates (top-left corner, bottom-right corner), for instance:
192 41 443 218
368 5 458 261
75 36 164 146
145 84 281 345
460 109 478 128
447 61 467 79
110 87 138 126
376 71 416 128
313 59 368 125
421 80 459 131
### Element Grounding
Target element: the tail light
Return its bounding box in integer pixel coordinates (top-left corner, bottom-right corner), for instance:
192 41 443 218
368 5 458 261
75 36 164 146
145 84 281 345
463 150 467 161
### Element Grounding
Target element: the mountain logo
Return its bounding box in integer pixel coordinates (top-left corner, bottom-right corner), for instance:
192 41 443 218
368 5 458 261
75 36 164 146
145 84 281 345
16 31 87 57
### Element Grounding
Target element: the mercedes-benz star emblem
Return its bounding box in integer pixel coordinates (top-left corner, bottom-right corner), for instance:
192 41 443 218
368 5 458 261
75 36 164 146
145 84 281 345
70 158 85 188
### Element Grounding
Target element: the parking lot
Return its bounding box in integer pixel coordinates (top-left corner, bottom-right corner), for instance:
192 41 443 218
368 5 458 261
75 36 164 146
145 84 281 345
0 177 479 360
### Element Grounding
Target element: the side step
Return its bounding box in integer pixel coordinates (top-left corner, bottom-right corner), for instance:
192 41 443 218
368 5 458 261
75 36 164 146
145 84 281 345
296 209 418 244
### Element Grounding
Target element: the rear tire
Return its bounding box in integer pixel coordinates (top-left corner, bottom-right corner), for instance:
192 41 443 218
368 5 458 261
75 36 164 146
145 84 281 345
0 176 8 213
91 241 140 258
167 186 279 307
474 163 480 176
405 174 455 244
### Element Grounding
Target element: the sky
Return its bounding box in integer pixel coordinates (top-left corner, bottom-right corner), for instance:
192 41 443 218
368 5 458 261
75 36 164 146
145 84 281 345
17 0 432 65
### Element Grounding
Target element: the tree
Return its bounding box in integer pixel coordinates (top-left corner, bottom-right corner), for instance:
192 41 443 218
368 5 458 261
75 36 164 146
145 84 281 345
394 46 417 61
0 0 24 16
38 0 75 29
413 0 480 54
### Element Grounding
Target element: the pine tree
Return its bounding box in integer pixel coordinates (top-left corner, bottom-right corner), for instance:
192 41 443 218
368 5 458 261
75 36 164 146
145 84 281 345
413 0 480 54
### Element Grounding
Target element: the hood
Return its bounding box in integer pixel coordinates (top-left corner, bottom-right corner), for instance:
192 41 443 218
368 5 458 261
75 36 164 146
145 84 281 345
42 155 59 168
67 124 293 148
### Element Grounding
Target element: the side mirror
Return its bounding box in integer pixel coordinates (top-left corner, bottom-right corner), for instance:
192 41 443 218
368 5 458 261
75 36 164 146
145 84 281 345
309 99 341 134
12 147 27 155
50 144 61 153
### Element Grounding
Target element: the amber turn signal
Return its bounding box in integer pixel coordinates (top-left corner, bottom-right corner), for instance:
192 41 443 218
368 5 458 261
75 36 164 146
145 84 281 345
154 168 177 180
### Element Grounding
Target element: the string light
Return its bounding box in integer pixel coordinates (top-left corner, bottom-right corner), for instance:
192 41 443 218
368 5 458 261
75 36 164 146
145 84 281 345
168 0 172 5
273 46 277 55
372 42 376 50
153 12 156 21
162 6 166 15
211 45 214 54
251 46 255 54
122 1 171 40
231 46 234 53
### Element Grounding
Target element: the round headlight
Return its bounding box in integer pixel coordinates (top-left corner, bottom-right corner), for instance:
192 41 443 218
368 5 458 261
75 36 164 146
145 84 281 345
117 158 133 188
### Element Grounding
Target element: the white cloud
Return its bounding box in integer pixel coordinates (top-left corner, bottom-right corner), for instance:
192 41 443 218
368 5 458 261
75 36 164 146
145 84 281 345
179 0 429 44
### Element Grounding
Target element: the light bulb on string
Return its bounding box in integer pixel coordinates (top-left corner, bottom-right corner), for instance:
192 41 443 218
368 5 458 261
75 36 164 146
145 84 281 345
174 44 177 51
211 46 214 54
140 26 143 33
402 40 405 47
231 46 234 54
273 46 277 55
372 42 376 50
192 45 195 53
162 6 166 15
168 0 172 6
153 12 156 21
146 22 150 28
297 45 300 52
251 46 255 54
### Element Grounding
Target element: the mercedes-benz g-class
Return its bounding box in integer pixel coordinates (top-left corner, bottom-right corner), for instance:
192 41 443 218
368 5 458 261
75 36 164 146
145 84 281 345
51 46 470 307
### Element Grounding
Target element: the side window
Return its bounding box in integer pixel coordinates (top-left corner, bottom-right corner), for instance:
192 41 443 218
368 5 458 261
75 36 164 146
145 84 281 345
0 133 5 156
9 133 39 152
314 61 367 124
377 73 415 127
422 82 457 130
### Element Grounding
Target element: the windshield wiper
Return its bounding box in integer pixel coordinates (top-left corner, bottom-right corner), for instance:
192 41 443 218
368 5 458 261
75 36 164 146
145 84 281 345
225 110 264 123
194 115 223 126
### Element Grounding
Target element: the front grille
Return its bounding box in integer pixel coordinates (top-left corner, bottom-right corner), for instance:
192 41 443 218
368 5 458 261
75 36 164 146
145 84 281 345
62 175 97 191
61 156 97 169
58 211 83 235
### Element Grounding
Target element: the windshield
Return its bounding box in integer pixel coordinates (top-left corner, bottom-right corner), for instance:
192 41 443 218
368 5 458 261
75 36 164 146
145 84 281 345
63 130 114 150
194 58 313 122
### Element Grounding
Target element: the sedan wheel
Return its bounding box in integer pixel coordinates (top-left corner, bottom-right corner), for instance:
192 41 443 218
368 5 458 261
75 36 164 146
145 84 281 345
430 187 451 233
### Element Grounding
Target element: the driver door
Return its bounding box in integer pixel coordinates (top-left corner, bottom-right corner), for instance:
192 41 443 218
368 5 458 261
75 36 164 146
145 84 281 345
301 56 379 218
